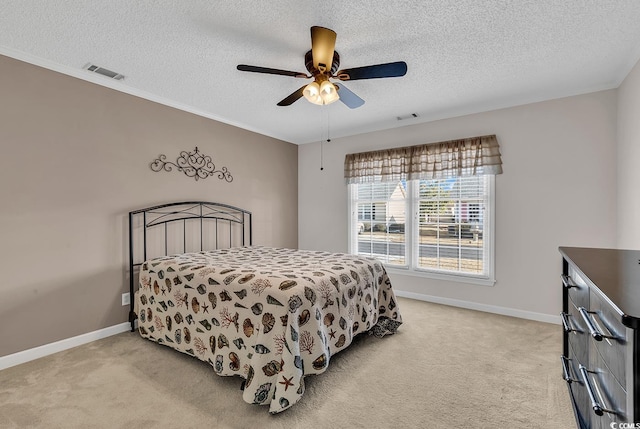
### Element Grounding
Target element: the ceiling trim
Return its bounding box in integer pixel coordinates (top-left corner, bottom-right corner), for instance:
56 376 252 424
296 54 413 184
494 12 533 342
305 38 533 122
614 42 640 87
314 79 621 145
0 45 285 143
0 43 634 145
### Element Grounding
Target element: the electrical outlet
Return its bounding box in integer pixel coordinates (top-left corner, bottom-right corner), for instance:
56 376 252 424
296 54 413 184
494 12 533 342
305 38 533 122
122 292 130 306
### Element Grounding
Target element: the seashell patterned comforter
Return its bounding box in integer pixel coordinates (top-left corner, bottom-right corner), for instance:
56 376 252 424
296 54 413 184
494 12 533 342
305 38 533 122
135 246 402 413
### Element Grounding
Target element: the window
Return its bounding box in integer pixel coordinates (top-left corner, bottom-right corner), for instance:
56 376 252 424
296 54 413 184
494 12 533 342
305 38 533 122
353 181 407 265
417 175 490 276
349 175 495 285
345 135 501 285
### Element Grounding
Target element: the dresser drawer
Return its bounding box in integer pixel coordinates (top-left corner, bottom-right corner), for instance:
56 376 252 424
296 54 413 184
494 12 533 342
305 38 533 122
584 340 627 428
589 290 628 390
566 300 588 366
564 266 589 309
565 342 591 428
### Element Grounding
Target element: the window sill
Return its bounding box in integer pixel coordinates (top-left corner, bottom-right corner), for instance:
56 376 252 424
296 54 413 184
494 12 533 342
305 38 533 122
384 266 496 287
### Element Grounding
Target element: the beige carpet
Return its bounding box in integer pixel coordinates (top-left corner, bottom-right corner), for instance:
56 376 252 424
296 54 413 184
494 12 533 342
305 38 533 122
0 298 574 429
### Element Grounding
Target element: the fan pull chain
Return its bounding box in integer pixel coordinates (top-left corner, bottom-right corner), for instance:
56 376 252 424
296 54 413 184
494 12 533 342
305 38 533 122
320 106 330 171
321 108 325 171
320 108 324 170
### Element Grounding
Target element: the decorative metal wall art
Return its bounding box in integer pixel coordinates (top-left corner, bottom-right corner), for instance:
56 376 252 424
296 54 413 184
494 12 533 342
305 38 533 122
150 147 233 182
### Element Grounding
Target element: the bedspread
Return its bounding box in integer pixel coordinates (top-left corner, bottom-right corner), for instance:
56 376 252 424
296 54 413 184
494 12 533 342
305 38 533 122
135 246 402 413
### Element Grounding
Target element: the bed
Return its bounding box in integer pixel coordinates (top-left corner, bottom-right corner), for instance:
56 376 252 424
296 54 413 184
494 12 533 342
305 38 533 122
129 202 402 413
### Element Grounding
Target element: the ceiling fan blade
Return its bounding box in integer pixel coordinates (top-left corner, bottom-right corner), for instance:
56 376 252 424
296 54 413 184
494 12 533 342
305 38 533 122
336 61 407 81
335 83 365 109
237 64 309 78
277 85 307 106
311 26 336 73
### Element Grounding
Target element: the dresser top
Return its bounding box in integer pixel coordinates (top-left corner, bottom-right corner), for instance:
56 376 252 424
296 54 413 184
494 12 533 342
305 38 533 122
560 246 640 327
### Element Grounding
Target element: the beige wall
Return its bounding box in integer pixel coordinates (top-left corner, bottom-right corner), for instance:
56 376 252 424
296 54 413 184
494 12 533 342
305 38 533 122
617 57 640 249
299 90 618 319
0 55 298 357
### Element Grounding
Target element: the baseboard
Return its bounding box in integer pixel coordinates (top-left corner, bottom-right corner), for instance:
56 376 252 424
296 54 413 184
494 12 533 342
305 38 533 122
394 290 561 325
0 322 131 371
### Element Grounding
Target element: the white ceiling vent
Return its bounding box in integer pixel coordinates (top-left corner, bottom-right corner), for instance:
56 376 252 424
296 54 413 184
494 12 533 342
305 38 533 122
396 113 418 121
83 63 124 80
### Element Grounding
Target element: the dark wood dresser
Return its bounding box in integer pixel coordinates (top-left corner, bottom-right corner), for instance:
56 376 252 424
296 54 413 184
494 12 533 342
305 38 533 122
560 247 640 428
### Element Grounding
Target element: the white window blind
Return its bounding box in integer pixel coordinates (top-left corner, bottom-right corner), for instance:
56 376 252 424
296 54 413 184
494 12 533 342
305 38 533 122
416 176 488 275
353 181 407 266
349 176 494 283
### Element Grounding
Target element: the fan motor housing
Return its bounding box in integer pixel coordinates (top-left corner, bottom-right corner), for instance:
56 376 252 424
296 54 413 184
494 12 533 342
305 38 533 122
305 50 340 76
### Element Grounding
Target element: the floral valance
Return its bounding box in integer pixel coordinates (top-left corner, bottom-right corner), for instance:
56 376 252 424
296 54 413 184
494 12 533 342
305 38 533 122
344 134 502 184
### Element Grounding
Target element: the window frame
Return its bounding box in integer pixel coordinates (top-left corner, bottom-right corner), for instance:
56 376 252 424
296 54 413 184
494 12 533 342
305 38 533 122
348 175 496 286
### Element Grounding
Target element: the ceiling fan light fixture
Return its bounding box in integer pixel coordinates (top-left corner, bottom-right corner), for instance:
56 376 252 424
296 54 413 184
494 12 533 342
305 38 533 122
303 80 340 105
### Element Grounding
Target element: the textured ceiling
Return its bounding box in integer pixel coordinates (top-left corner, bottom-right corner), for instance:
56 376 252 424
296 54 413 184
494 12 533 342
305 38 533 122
1 1 640 144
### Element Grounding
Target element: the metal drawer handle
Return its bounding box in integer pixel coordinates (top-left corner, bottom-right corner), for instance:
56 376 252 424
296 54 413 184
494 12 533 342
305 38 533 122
560 356 577 383
560 312 577 333
578 307 603 341
579 365 616 417
561 274 578 289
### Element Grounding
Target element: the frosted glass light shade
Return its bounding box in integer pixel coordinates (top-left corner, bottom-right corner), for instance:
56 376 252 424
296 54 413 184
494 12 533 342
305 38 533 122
303 82 322 105
319 81 339 104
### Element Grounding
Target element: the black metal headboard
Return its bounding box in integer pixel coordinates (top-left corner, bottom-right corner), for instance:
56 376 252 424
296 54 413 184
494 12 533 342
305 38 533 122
128 201 252 330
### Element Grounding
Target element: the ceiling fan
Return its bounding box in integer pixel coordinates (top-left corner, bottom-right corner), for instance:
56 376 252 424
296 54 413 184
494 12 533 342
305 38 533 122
237 26 408 109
